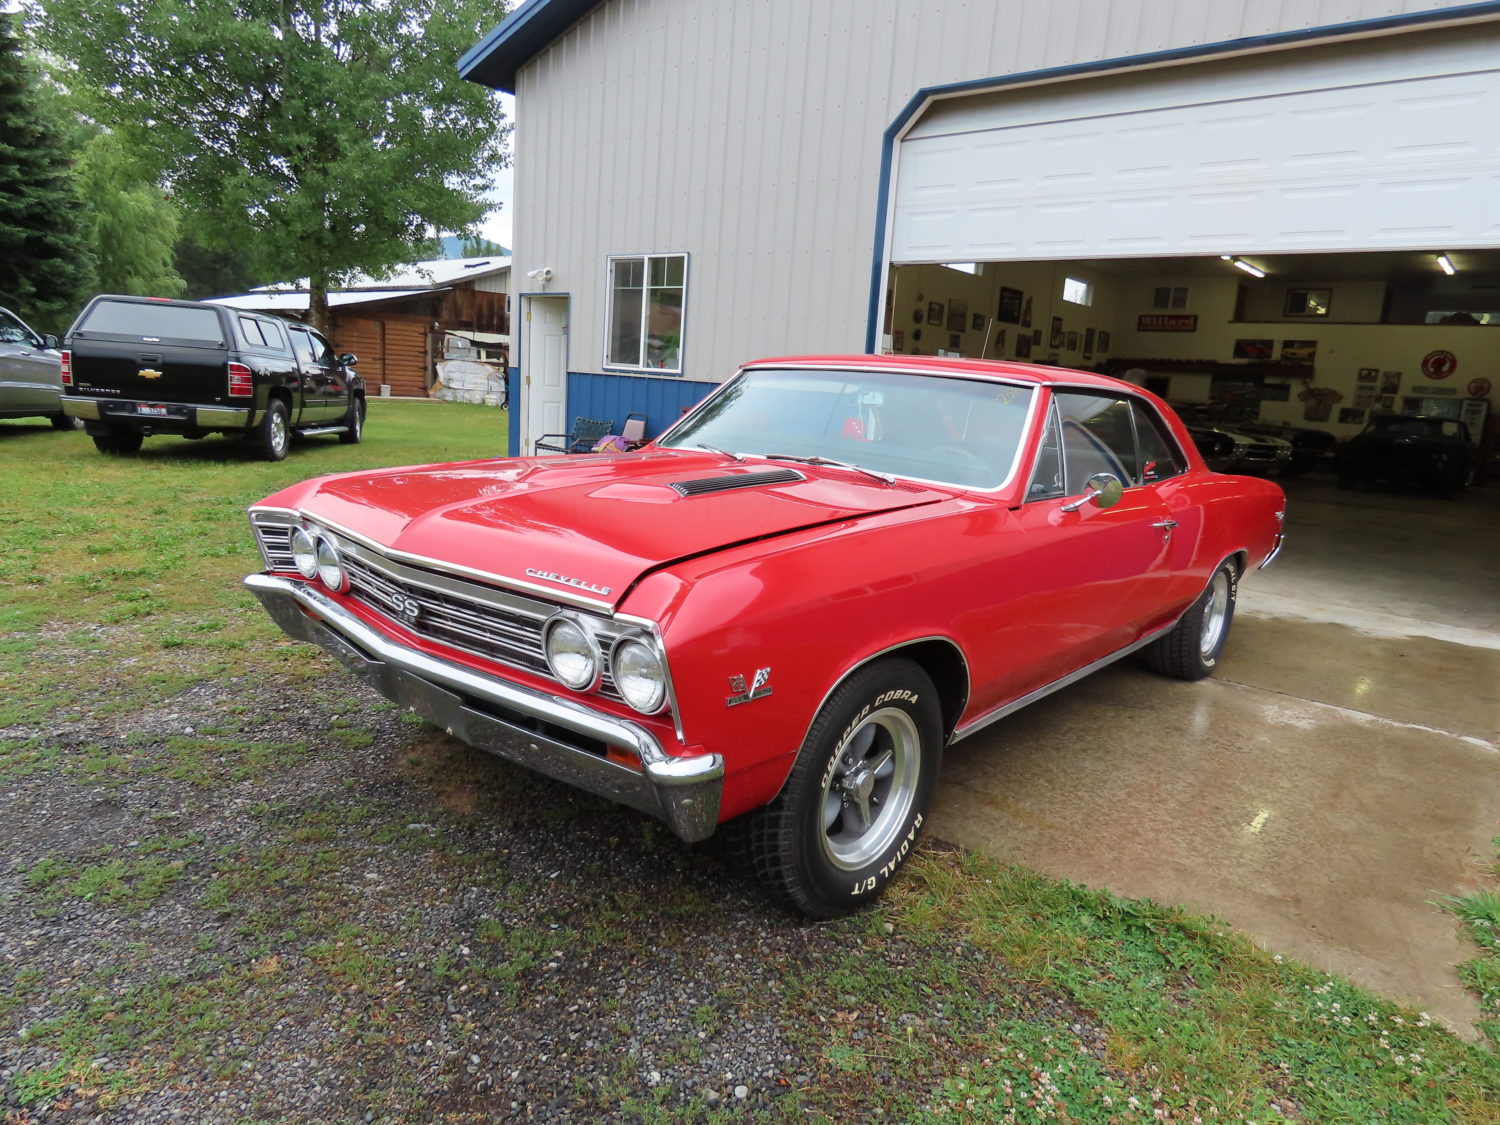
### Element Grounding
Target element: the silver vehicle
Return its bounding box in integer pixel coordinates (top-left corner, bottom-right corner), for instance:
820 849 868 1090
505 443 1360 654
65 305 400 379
0 306 75 429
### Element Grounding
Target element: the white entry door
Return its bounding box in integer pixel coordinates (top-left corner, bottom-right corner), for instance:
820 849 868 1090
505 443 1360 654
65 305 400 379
522 295 568 454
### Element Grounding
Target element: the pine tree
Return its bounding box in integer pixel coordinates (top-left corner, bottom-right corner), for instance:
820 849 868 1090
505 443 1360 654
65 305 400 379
0 12 95 332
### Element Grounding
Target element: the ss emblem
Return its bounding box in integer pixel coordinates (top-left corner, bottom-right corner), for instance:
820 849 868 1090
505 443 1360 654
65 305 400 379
393 594 421 624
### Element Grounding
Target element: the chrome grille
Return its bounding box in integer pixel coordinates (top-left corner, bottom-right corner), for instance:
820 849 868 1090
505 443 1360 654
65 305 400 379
252 516 628 700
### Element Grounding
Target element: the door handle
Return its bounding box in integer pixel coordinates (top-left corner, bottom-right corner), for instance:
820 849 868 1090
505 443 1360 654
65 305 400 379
1151 519 1179 529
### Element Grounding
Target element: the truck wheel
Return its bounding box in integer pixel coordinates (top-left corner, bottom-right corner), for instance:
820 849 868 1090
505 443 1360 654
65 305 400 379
257 399 290 461
1143 563 1236 681
746 658 942 918
338 396 365 444
50 412 82 431
92 427 143 455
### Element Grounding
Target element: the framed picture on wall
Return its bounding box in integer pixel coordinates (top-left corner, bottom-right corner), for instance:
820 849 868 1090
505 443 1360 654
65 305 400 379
1049 317 1063 348
1280 339 1317 365
1082 327 1095 359
1339 407 1366 425
1066 331 1079 351
1380 371 1401 394
1015 334 1032 359
971 312 985 332
927 300 944 326
998 287 1024 323
1097 330 1110 353
947 299 968 333
1032 328 1043 345
1357 367 1379 384
1021 296 1033 327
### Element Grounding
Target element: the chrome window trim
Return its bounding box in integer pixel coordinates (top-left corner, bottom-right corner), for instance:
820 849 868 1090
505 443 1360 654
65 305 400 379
656 363 1042 496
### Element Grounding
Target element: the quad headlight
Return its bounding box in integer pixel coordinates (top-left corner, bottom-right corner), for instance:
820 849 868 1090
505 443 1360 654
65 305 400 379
313 534 346 592
611 637 667 714
290 527 319 579
543 615 600 691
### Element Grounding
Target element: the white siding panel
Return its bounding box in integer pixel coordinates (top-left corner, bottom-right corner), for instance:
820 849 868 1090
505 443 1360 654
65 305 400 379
509 0 1496 382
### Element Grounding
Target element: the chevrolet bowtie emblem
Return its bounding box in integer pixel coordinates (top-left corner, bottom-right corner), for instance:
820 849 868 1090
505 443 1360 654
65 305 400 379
726 667 772 707
138 368 163 380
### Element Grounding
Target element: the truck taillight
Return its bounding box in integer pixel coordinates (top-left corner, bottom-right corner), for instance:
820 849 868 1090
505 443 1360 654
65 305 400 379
60 350 72 386
227 362 254 397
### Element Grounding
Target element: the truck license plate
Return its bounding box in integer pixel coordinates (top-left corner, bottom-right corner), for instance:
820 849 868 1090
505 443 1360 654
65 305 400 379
137 405 168 416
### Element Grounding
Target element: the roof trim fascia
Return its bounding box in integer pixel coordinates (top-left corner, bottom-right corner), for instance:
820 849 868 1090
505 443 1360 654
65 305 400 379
459 0 602 92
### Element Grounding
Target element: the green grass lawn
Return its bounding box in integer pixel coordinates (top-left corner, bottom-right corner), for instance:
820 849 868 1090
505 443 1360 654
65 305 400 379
1 401 1497 1123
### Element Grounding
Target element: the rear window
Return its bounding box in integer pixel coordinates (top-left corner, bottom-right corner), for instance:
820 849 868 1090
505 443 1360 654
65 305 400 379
77 301 225 344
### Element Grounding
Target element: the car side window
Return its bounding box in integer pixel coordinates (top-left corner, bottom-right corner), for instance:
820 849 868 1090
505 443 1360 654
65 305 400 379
259 318 287 351
305 329 335 367
0 310 35 345
1057 393 1137 492
1131 401 1186 483
1027 404 1066 500
287 326 318 368
239 317 268 349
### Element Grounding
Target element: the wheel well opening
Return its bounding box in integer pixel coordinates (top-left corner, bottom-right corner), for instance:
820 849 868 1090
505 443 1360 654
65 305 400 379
892 640 968 741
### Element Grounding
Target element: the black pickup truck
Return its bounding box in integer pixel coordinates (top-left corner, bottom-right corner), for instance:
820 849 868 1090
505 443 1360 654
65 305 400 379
61 295 366 460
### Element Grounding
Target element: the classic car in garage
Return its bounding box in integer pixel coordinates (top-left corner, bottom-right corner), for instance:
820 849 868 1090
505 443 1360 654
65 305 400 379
244 355 1286 916
1338 412 1477 497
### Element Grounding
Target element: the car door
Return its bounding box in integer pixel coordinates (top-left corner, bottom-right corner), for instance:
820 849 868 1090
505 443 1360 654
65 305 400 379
1002 390 1176 688
286 324 337 422
305 326 351 419
0 308 61 414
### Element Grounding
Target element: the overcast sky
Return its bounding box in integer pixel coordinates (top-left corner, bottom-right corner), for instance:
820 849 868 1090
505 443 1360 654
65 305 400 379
473 92 516 249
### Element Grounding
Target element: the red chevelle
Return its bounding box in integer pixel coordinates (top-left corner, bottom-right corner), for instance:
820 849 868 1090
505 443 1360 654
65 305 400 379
245 355 1285 916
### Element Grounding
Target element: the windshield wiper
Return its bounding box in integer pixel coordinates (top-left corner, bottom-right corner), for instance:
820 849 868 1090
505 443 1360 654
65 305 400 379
697 443 745 462
763 453 895 485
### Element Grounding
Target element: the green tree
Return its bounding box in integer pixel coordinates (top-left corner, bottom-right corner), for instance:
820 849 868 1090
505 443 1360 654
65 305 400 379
39 0 510 332
74 130 186 297
0 11 95 332
459 233 508 257
174 226 265 300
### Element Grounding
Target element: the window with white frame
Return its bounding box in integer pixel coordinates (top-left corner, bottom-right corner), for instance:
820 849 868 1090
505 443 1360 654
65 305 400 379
1062 276 1093 307
606 253 687 372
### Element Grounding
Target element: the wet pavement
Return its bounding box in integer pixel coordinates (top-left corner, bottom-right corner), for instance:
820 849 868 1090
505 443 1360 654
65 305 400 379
930 477 1500 1036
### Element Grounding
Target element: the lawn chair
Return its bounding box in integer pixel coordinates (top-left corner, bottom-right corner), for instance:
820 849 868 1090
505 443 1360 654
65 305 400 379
534 416 614 455
621 412 649 449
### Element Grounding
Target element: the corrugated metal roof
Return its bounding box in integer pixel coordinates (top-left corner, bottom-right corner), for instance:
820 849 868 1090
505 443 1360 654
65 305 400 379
206 290 437 312
459 0 601 92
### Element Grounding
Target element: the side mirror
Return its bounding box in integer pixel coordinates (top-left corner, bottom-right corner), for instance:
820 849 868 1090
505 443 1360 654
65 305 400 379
1059 472 1124 512
338 353 358 366
41 334 60 349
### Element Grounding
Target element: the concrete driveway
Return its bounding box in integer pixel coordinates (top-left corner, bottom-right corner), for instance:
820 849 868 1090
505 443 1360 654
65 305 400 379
930 477 1500 1036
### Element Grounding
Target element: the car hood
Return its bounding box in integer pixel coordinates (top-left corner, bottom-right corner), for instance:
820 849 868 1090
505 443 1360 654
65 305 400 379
279 450 954 606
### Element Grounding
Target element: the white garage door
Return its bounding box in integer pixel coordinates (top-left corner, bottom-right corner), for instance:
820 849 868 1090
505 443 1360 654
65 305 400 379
891 25 1500 263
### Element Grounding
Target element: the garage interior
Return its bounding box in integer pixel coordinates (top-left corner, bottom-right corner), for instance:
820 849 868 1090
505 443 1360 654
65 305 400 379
879 22 1500 1036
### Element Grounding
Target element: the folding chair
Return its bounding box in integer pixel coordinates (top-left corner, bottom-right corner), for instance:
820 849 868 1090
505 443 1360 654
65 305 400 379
534 416 615 455
621 412 650 449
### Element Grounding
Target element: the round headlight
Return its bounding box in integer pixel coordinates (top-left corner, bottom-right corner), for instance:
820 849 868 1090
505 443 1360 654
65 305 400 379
290 527 319 579
543 616 599 691
612 638 667 714
314 535 346 592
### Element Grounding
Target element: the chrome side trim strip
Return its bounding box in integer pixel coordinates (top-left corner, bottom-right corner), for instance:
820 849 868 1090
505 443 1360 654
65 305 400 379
950 624 1173 744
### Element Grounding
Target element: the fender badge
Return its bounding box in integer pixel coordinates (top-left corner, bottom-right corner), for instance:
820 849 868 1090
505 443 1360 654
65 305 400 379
524 568 612 596
726 667 772 707
138 368 163 380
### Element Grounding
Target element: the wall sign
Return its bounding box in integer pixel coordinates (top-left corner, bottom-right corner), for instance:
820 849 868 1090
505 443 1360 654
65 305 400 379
1467 377 1492 398
1420 349 1457 379
1137 314 1197 332
1411 384 1457 396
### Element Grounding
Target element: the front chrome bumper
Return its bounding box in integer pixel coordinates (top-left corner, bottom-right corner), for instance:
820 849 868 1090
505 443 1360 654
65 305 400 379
244 573 723 841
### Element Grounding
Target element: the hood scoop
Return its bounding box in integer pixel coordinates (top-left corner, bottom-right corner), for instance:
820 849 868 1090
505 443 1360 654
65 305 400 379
668 468 805 496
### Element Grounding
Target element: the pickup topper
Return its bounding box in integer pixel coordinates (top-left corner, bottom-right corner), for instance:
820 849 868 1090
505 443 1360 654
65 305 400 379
62 294 366 460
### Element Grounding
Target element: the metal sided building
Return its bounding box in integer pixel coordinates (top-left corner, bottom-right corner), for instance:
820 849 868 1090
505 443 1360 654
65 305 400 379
461 1 1500 460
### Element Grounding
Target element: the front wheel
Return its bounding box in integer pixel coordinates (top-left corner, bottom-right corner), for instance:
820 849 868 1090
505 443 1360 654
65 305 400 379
1143 563 1237 681
338 396 365 444
746 658 942 918
257 398 290 461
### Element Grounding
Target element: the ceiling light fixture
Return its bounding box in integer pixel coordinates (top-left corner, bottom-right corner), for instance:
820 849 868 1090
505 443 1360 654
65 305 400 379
1436 253 1456 276
1220 254 1266 279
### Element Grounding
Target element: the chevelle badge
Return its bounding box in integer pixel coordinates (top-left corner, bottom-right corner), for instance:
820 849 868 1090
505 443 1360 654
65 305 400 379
524 568 612 596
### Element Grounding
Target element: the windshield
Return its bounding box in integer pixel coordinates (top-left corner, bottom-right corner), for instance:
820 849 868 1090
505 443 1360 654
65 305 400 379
659 367 1036 489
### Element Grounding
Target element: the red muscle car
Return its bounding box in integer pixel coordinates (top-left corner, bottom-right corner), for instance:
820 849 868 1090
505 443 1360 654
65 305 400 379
245 355 1285 916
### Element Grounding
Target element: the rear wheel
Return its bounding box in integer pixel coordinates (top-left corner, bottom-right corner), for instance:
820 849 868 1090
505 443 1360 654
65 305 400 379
1143 563 1236 681
257 398 290 461
92 427 143 455
338 396 365 444
746 658 942 918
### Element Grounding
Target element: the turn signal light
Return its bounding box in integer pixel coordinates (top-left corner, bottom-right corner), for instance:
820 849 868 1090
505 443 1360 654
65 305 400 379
60 350 72 386
227 362 254 397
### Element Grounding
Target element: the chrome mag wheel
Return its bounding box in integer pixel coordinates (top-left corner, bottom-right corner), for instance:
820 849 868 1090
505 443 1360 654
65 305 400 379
1200 568 1231 657
819 706 921 870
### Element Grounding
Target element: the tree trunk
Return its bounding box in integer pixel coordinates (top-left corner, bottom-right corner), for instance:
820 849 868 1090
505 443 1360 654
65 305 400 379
308 279 330 336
